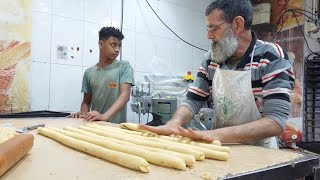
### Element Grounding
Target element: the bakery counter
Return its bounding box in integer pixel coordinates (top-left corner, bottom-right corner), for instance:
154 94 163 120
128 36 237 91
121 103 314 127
0 118 319 180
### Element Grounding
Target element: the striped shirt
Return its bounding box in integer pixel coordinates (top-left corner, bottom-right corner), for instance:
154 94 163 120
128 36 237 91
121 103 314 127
182 32 294 129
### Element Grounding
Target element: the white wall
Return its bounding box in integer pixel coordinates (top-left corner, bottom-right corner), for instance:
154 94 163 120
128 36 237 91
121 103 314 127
30 0 211 123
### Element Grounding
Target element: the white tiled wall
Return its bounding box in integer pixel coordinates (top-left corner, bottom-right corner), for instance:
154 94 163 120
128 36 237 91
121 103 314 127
83 22 101 67
30 61 50 110
31 0 211 122
31 12 51 63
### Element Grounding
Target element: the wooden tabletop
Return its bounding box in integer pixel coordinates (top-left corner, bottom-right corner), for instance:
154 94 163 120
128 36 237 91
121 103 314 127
0 118 309 180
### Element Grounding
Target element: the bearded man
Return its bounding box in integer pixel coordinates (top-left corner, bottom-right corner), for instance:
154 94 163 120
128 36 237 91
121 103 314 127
140 0 294 149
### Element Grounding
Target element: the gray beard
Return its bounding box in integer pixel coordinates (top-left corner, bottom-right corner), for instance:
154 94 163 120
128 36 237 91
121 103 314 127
210 27 239 63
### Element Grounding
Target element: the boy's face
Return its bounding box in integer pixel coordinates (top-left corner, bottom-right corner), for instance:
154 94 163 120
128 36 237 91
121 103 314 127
99 36 122 60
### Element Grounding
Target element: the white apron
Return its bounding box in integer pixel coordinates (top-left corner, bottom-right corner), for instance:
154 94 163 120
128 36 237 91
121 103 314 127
212 47 278 149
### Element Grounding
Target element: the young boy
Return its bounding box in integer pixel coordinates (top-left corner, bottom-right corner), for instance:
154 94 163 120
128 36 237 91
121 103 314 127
69 27 134 123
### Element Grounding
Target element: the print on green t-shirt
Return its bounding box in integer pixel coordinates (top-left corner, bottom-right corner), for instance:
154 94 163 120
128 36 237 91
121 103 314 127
81 60 134 123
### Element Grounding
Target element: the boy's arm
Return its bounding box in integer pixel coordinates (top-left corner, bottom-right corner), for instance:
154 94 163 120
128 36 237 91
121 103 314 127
101 83 131 121
80 93 92 114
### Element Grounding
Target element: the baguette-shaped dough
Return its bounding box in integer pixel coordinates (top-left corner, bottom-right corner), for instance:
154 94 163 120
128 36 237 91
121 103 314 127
159 135 226 151
136 145 196 167
120 123 221 146
170 134 222 146
136 135 229 161
89 124 230 153
37 127 150 173
87 123 157 137
64 126 104 138
137 135 229 160
49 127 186 170
120 123 150 133
87 125 229 161
64 126 195 167
80 126 205 160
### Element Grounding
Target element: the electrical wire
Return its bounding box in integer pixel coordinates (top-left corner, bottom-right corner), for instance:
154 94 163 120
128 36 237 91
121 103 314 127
145 0 207 52
145 0 319 55
275 8 319 32
291 8 319 17
290 10 320 56
254 8 320 58
291 8 320 24
268 8 319 56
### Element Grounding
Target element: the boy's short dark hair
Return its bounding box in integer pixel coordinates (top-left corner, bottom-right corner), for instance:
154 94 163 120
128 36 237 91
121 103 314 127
99 27 124 40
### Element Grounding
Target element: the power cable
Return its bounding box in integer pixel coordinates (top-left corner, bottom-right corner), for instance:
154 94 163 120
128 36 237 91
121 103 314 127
145 0 207 52
254 8 320 57
290 9 320 56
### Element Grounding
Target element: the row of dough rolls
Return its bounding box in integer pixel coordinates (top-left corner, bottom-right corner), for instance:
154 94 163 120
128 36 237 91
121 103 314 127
37 122 231 173
37 127 150 173
64 126 195 167
120 123 222 146
91 123 230 153
85 124 230 161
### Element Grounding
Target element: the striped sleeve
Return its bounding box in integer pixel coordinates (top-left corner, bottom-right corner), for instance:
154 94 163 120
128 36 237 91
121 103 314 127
260 43 295 102
261 59 294 101
186 58 212 102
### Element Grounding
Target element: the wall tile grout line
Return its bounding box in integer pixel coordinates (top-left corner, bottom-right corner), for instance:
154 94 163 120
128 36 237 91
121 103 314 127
47 0 54 111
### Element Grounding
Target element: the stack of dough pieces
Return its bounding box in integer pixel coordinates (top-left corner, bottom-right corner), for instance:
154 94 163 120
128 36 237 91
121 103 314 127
0 127 17 144
37 122 231 173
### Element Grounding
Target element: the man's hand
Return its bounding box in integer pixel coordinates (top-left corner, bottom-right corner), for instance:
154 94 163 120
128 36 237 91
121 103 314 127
139 124 217 143
84 111 109 121
138 123 181 136
176 126 217 143
67 112 86 118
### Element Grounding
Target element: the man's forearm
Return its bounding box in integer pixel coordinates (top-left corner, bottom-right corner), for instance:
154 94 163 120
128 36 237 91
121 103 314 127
206 117 283 143
167 106 194 126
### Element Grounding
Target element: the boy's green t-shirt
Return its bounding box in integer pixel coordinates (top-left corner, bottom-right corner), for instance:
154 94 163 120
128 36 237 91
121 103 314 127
81 60 134 123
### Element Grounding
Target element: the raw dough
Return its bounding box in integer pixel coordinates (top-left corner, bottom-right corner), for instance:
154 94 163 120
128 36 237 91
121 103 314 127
120 123 222 146
86 124 229 161
89 123 228 152
64 126 195 167
0 127 17 144
49 127 186 170
37 127 150 173
79 126 205 160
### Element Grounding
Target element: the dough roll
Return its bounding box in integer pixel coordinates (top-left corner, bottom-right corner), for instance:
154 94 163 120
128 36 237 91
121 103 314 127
64 126 195 167
49 127 186 170
120 123 222 146
87 123 157 137
37 127 150 173
79 126 205 160
89 126 229 161
88 124 229 153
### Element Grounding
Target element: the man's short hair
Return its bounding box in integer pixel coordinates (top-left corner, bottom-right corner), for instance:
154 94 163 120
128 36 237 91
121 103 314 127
205 0 253 30
99 27 124 40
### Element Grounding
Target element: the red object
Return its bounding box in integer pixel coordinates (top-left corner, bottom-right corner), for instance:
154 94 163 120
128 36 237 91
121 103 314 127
279 123 302 147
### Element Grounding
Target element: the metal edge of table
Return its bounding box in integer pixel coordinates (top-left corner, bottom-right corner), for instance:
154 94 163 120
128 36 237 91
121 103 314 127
221 154 320 180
